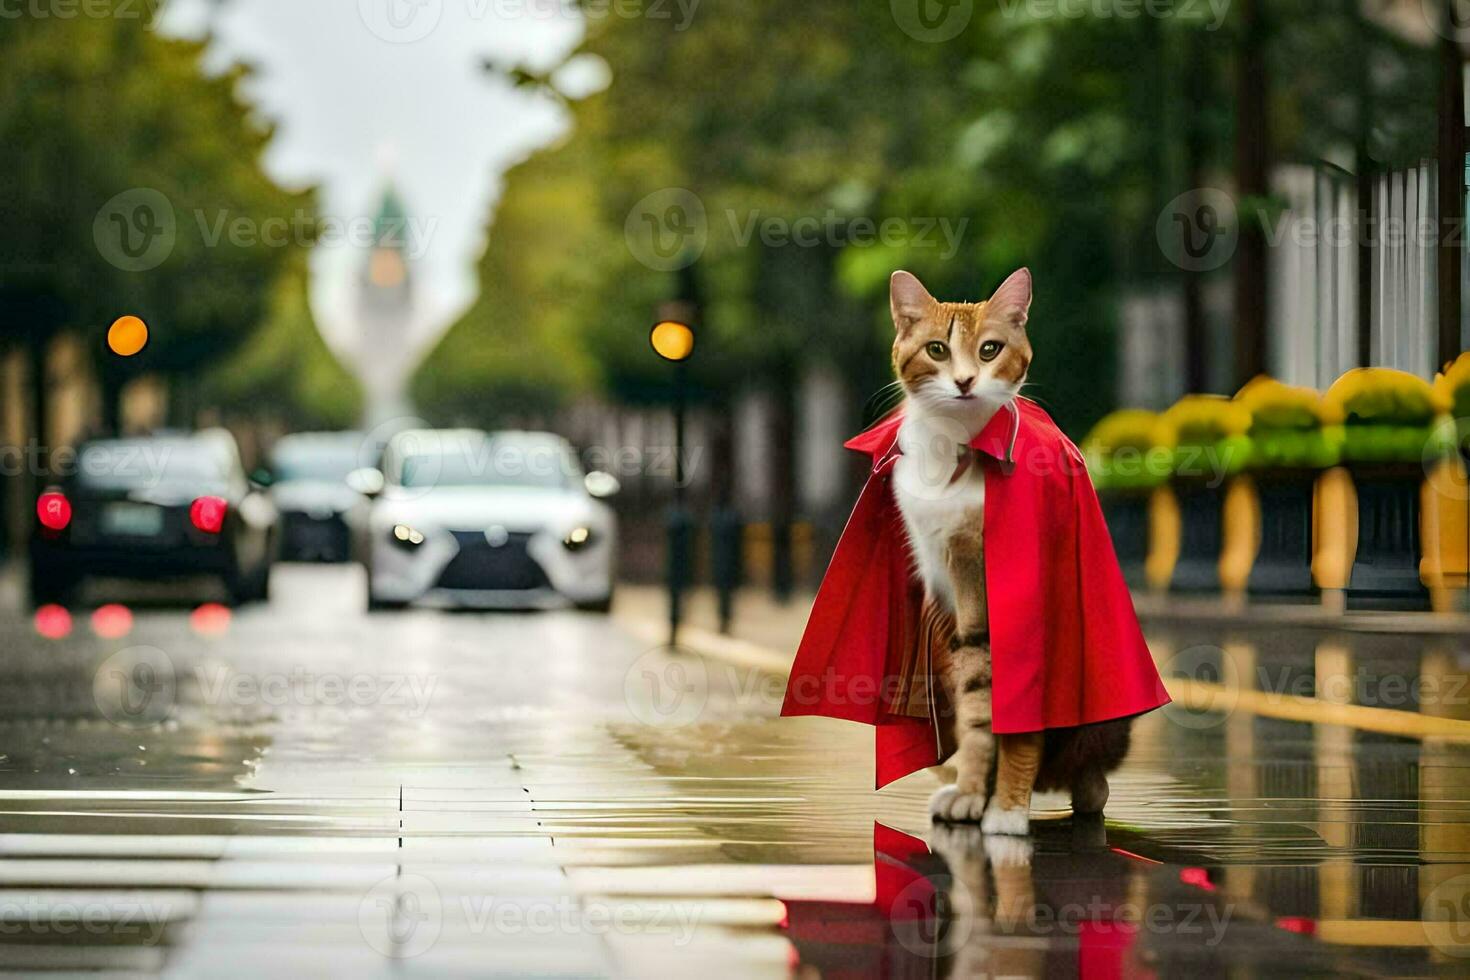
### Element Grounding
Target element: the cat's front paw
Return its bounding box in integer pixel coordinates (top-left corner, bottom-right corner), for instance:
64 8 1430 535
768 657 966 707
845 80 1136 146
982 833 1034 868
980 803 1030 836
929 783 988 823
928 819 985 856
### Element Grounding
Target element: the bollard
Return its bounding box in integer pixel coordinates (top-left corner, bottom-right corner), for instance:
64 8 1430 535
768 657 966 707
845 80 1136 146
667 506 694 648
710 505 742 634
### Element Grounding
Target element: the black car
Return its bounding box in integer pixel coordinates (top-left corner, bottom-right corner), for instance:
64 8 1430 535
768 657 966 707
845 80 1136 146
28 430 278 607
265 431 373 564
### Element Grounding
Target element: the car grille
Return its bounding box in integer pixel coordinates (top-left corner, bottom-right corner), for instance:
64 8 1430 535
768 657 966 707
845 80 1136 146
438 530 548 591
281 512 349 560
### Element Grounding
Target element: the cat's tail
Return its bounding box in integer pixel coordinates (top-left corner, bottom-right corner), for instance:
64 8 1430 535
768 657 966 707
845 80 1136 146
1033 717 1132 794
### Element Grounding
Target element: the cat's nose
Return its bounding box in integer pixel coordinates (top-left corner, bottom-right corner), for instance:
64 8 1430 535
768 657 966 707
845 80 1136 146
955 376 976 394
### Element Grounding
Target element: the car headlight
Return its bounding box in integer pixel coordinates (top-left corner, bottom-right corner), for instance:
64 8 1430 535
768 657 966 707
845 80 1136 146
563 526 594 552
391 524 426 548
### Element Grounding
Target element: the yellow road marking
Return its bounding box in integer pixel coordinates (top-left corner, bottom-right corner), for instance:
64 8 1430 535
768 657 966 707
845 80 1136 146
618 613 1470 742
1168 678 1470 741
616 617 792 675
1313 919 1468 948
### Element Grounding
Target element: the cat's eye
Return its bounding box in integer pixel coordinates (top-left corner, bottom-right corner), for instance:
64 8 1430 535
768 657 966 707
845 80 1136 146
979 340 1004 362
925 341 950 362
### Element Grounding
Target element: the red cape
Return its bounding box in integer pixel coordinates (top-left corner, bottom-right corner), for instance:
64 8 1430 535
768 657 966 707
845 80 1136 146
781 397 1170 788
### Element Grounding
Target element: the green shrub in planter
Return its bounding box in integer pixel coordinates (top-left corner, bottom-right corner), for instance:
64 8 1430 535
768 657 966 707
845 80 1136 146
1154 395 1251 593
1435 351 1470 421
1082 409 1171 491
1323 367 1449 463
1234 376 1338 598
1323 367 1449 608
1156 394 1252 481
1082 409 1169 588
1236 375 1342 469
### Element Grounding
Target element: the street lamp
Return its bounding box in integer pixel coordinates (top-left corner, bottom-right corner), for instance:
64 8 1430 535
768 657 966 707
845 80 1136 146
651 309 695 648
106 316 149 358
650 320 695 364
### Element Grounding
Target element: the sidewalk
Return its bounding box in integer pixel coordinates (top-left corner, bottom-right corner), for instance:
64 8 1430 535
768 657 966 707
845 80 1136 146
613 583 1470 749
1131 591 1470 634
612 585 810 674
615 584 1470 671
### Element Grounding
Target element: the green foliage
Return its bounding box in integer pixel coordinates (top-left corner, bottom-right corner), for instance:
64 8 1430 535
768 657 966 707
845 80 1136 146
1339 424 1438 464
1084 409 1171 488
1248 428 1342 469
201 259 361 430
1087 447 1174 490
0 4 310 418
415 0 1443 441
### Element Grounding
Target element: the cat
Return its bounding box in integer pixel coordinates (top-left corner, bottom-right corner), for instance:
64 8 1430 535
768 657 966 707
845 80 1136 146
888 268 1131 834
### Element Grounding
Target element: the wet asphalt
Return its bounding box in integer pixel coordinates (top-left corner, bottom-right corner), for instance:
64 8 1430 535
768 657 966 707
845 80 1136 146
0 564 1468 976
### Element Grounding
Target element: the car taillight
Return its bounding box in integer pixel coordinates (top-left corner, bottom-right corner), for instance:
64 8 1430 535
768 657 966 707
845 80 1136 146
190 496 227 534
36 492 71 531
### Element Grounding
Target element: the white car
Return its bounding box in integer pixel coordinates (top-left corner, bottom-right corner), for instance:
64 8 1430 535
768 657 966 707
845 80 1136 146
365 429 618 611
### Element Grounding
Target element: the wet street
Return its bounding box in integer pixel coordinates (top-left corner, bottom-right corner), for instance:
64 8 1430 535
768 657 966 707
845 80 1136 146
0 565 1468 976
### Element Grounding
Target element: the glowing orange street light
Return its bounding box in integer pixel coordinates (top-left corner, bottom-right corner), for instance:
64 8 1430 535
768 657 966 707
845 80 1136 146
650 310 696 648
650 319 695 362
107 316 149 357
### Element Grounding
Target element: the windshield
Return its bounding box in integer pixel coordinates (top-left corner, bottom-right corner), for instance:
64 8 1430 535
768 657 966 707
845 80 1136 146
271 440 362 483
395 436 577 490
75 441 229 492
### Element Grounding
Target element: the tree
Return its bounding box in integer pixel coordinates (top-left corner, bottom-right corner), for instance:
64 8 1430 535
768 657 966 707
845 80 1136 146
0 3 310 435
200 256 362 432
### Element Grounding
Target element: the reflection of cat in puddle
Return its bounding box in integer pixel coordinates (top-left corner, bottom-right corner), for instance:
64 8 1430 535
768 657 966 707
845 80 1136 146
927 815 1143 978
928 823 1043 979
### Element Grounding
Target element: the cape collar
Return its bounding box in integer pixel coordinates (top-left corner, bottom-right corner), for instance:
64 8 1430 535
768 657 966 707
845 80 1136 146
847 399 1022 474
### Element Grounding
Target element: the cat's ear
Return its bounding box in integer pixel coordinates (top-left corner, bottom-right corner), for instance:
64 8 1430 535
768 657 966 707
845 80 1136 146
986 267 1032 329
890 270 936 333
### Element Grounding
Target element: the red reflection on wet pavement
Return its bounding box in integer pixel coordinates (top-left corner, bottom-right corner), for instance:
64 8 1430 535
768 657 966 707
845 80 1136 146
33 604 72 640
1179 867 1217 891
1275 917 1317 936
90 604 133 639
189 602 232 636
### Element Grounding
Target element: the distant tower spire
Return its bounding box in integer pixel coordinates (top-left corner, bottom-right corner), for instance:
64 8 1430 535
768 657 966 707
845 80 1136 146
355 182 416 424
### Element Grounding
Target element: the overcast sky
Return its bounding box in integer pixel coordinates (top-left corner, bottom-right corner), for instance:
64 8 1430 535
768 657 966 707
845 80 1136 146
163 0 587 363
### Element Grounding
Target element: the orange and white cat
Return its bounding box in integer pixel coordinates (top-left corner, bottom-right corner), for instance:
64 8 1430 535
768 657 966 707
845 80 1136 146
889 268 1128 834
